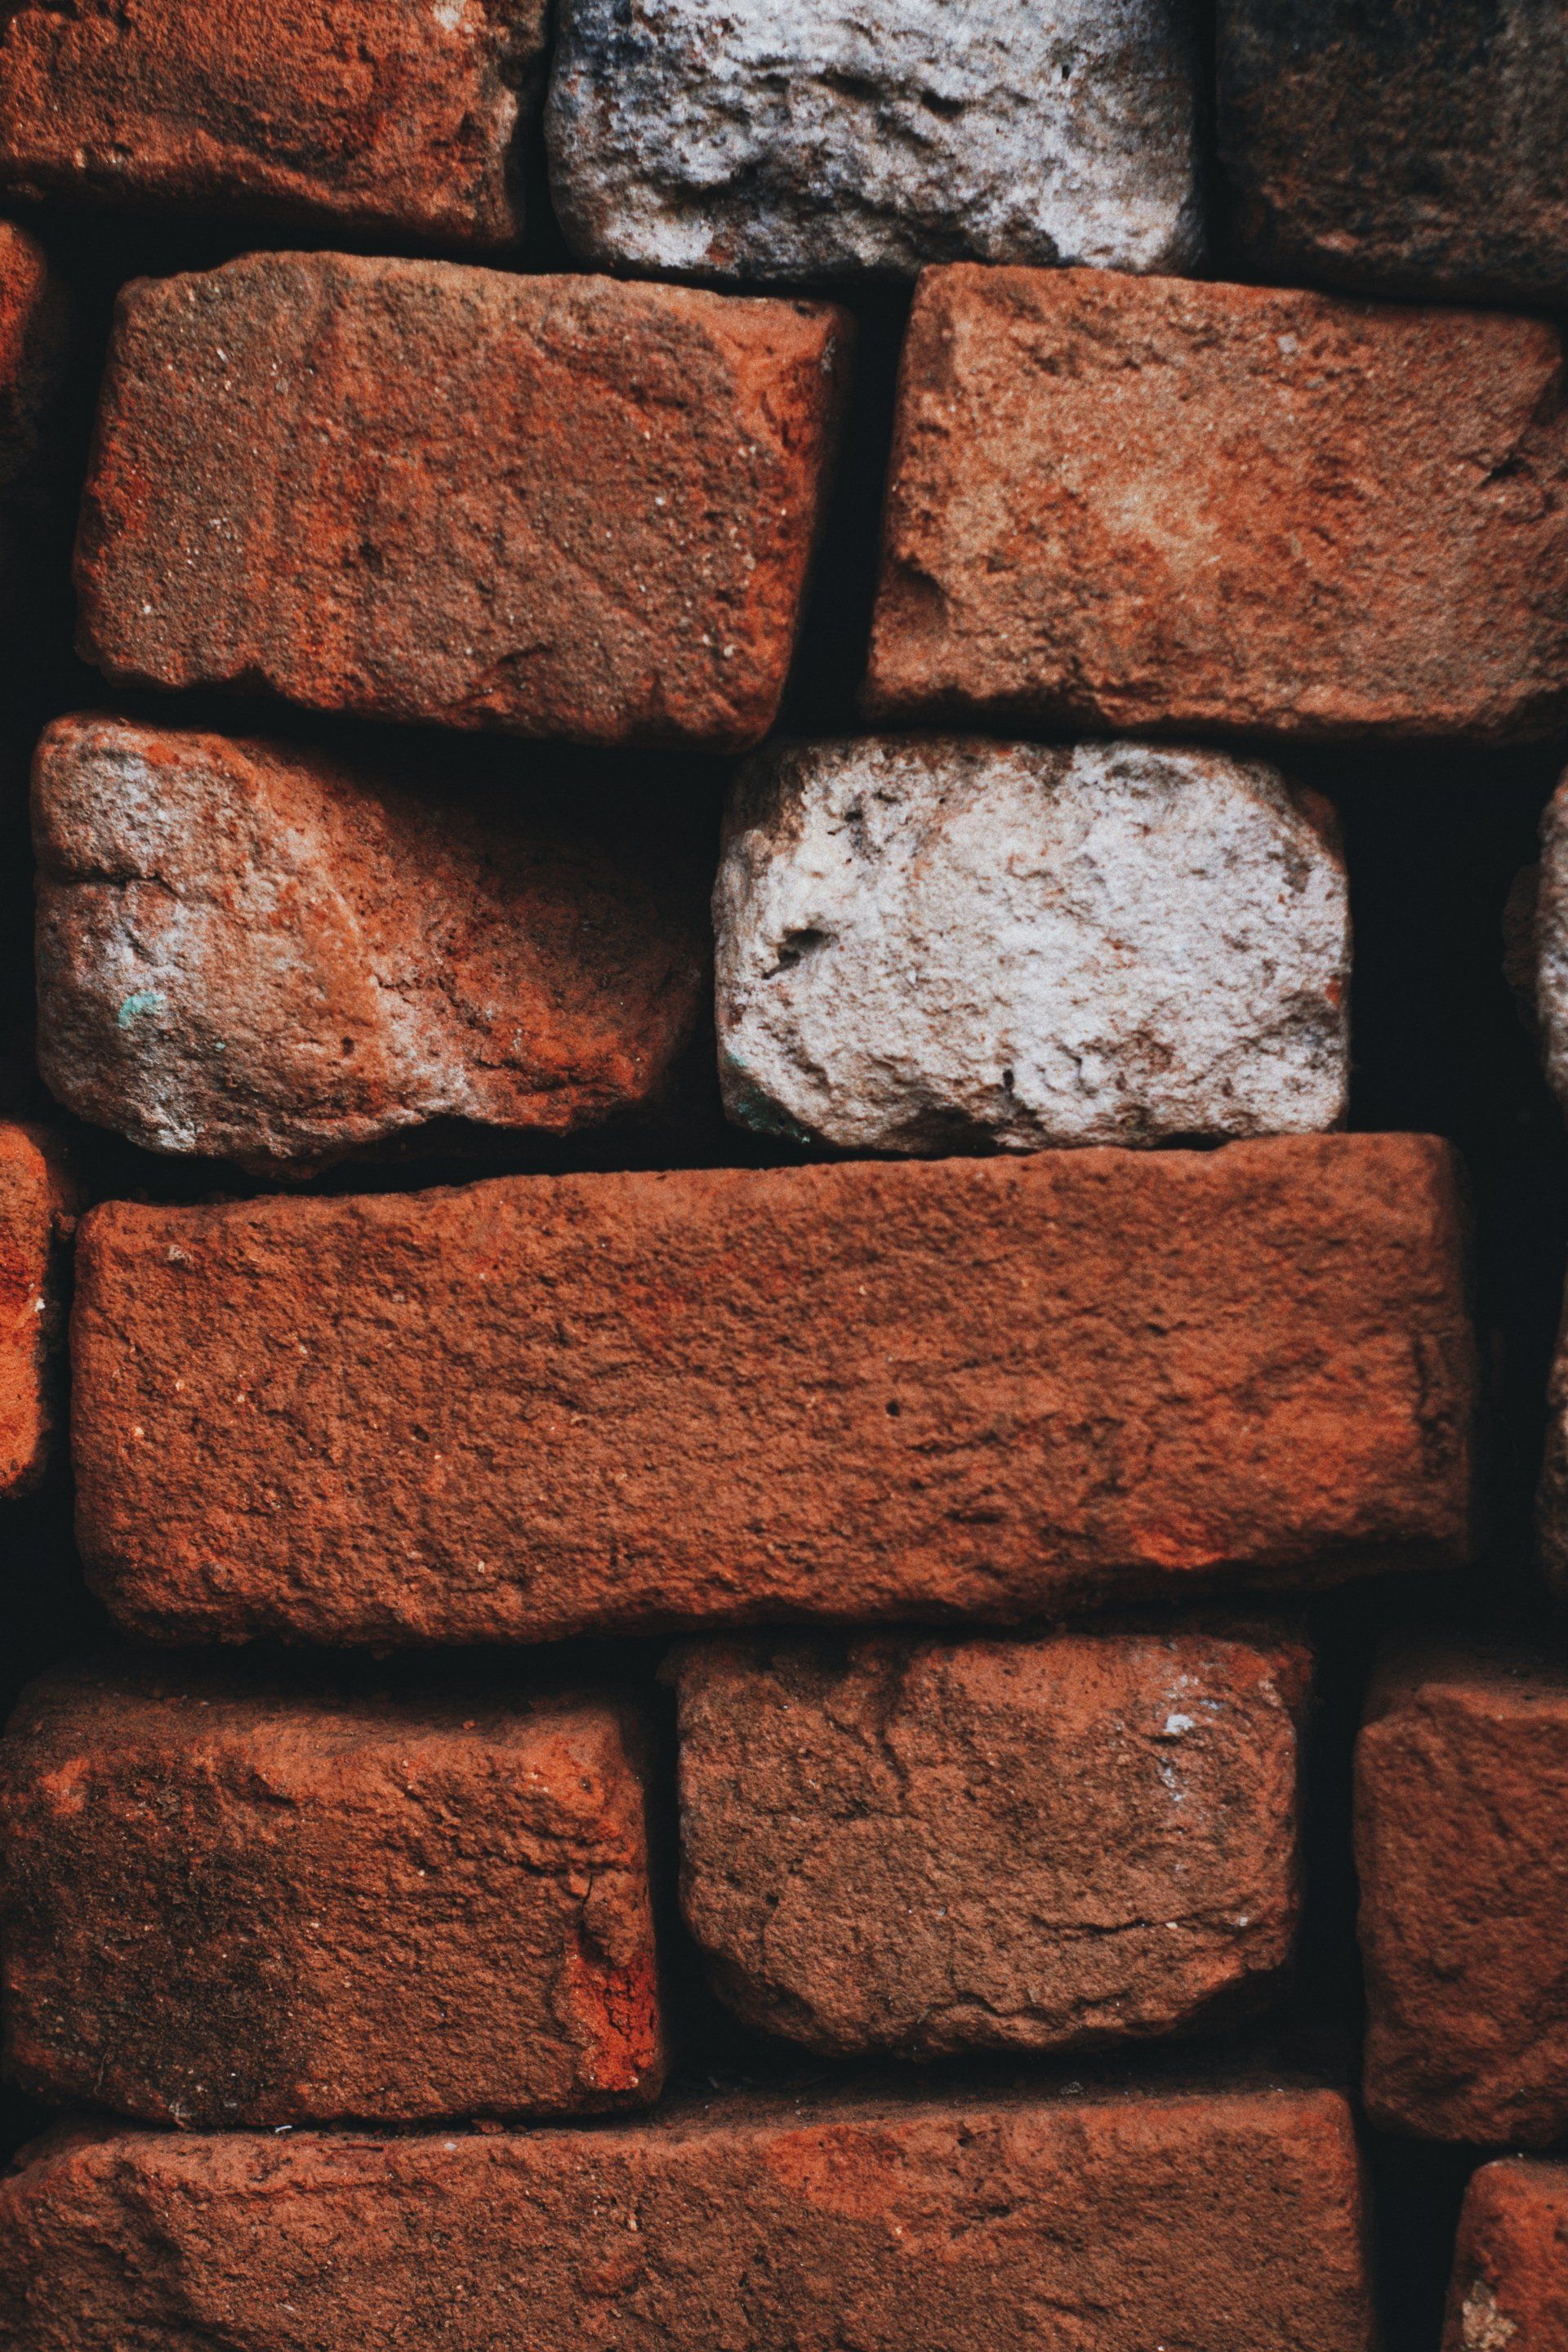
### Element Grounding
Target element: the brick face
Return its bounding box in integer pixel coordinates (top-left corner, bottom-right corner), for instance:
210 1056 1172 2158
74 256 851 750
0 2082 1377 2350
1443 2161 1568 2352
0 1122 74 1497
0 1662 665 2126
863 266 1568 745
69 1136 1476 1646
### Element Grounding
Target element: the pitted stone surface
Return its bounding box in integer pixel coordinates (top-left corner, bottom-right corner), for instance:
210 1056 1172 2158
0 0 546 247
1443 2161 1568 2352
715 736 1348 1153
546 0 1203 283
675 1624 1311 2056
33 716 710 1169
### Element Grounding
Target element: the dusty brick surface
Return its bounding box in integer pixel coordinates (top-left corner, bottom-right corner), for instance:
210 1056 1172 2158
75 255 850 750
0 0 546 248
0 2080 1376 2349
863 266 1568 746
1358 1642 1568 2145
1218 2 1568 306
675 1624 1311 2056
0 1659 664 2126
0 220 72 625
0 1122 74 1497
70 1135 1476 1646
33 716 710 1169
1443 2161 1568 2352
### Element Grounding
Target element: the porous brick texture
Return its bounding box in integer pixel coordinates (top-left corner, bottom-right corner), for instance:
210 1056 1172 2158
0 1121 74 1496
70 1136 1476 1646
674 1623 1311 2056
0 0 547 248
0 222 71 625
1357 1642 1568 2145
863 266 1568 746
546 0 1203 282
0 2079 1378 2350
33 715 709 1169
0 1659 665 2126
75 255 851 750
1443 2161 1568 2352
714 734 1348 1152
1218 2 1568 306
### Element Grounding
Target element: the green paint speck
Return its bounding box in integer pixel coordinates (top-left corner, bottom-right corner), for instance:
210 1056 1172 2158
117 990 167 1029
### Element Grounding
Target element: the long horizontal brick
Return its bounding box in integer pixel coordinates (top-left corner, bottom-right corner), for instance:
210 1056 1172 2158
1444 2160 1568 2352
0 0 546 247
0 1121 74 1496
863 266 1568 745
71 1136 1477 1645
33 716 709 1169
675 1623 1311 2055
1357 1642 1568 2144
0 1660 664 2125
75 255 850 750
0 2080 1377 2349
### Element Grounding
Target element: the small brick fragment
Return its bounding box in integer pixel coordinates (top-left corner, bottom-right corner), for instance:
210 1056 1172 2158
0 0 546 248
864 267 1568 746
0 220 72 626
33 715 709 1169
1218 2 1568 307
0 1659 665 2126
546 0 1203 283
675 1624 1311 2056
71 1136 1476 1646
0 1121 73 1496
0 2079 1377 2349
1357 1642 1568 2145
715 735 1348 1152
75 255 850 751
1443 2161 1568 2352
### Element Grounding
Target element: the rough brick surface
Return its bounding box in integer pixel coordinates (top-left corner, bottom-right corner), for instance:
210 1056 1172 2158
75 255 850 750
864 267 1568 746
1526 767 1568 1138
1218 2 1568 306
715 735 1348 1152
546 0 1203 283
0 221 72 625
0 2080 1377 2349
33 716 709 1169
0 1659 664 2126
1358 1642 1568 2145
71 1135 1476 1646
0 1122 73 1497
1443 2161 1568 2352
675 1624 1311 2056
0 0 546 248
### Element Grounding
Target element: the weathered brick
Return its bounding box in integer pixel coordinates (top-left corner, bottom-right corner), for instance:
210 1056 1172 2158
1443 2160 1568 2352
0 220 72 625
71 1136 1476 1646
33 715 709 1169
0 0 546 247
75 255 850 751
863 267 1568 746
675 1623 1311 2056
1218 2 1568 307
1358 1642 1568 2145
0 1659 664 2126
0 2079 1377 2349
0 1121 74 1496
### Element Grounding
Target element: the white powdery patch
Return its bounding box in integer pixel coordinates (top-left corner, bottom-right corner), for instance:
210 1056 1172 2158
713 736 1349 1154
545 0 1203 280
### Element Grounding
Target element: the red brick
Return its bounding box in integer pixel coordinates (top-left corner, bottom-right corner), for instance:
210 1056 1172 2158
0 220 72 625
0 2080 1377 2349
863 266 1568 746
1358 1642 1568 2144
75 255 851 751
71 1135 1476 1646
675 1623 1311 2056
0 1122 74 1496
1443 2161 1568 2352
0 1659 664 2126
33 715 710 1169
0 0 546 247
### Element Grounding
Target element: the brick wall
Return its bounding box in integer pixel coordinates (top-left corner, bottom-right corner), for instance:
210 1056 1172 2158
0 9 1565 2350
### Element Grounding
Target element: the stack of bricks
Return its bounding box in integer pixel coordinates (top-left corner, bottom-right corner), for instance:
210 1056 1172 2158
1 8 1568 2350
